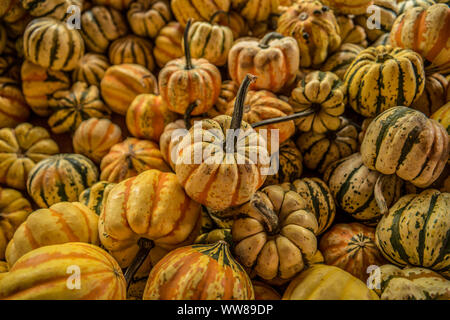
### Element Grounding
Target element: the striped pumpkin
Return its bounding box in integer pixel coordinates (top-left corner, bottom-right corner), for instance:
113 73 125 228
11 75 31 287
207 80 239 117
319 223 387 281
320 0 374 15
283 265 380 300
354 0 398 42
231 0 278 22
361 106 448 188
296 117 359 173
73 118 122 164
99 169 202 271
290 71 346 133
277 1 341 68
375 189 450 277
80 6 128 53
263 140 303 186
0 77 30 128
228 33 300 93
344 46 425 117
108 35 155 72
79 181 116 215
159 119 187 171
170 0 231 27
27 153 99 208
127 0 172 38
153 22 184 68
185 20 234 67
324 153 403 225
431 102 450 134
336 15 367 47
0 123 59 190
21 0 83 20
126 94 178 143
0 242 126 300
281 178 336 235
373 33 391 46
143 241 254 300
72 53 111 87
48 82 111 134
100 64 158 115
390 4 450 74
23 17 85 71
20 60 71 116
100 138 171 183
411 73 448 116
0 188 32 261
211 10 248 39
91 0 133 10
369 265 450 300
5 202 99 266
322 43 364 80
397 0 436 14
233 185 318 281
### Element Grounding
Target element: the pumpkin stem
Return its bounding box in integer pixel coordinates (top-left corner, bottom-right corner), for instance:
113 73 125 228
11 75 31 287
251 191 279 235
184 19 193 70
259 32 284 48
251 109 315 128
374 175 389 215
226 74 256 153
124 238 154 290
184 102 197 130
209 10 230 25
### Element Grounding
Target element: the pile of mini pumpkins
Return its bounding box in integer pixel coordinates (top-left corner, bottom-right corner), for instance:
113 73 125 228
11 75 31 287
0 0 449 300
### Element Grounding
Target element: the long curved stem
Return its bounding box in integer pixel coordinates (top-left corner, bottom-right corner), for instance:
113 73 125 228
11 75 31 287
251 109 315 128
124 238 154 290
184 19 193 70
251 192 279 235
259 32 284 48
209 10 229 25
374 175 389 215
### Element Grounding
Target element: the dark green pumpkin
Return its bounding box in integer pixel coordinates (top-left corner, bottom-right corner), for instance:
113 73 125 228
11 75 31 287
78 181 116 215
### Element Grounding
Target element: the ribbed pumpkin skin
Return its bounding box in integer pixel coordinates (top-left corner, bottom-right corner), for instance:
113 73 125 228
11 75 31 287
0 123 59 190
100 64 158 115
322 43 364 80
252 281 281 300
186 21 234 67
319 223 387 281
397 0 436 15
208 80 239 117
354 0 398 42
282 265 380 300
0 188 32 261
344 46 425 117
73 118 122 164
159 57 221 116
233 185 318 281
281 178 336 235
411 73 448 116
171 0 231 27
80 6 128 53
21 0 82 20
126 94 178 143
175 116 269 211
290 71 346 134
390 4 450 74
153 22 184 68
336 16 367 47
108 35 155 72
0 242 126 300
23 17 84 71
211 10 248 39
99 169 202 268
100 138 171 183
0 77 30 128
92 0 133 10
27 153 99 208
231 0 278 22
324 153 403 224
72 53 111 87
143 242 254 300
263 140 303 186
79 181 116 216
228 35 299 93
159 119 186 171
431 102 450 134
127 0 172 38
21 60 70 116
375 189 450 277
5 202 99 266
48 82 111 134
277 1 341 68
361 107 449 188
370 265 450 300
321 0 374 15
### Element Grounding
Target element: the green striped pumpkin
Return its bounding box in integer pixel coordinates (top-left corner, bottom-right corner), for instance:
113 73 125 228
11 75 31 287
21 0 83 20
397 0 436 14
324 153 403 225
344 45 425 117
27 154 99 208
354 0 398 42
78 181 116 215
281 178 336 235
23 17 85 71
72 53 111 87
127 0 172 38
375 189 450 278
108 35 155 72
322 43 364 80
80 6 128 53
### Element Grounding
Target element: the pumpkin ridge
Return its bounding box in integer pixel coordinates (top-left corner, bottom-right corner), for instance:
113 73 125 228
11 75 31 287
336 164 363 206
417 193 439 266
